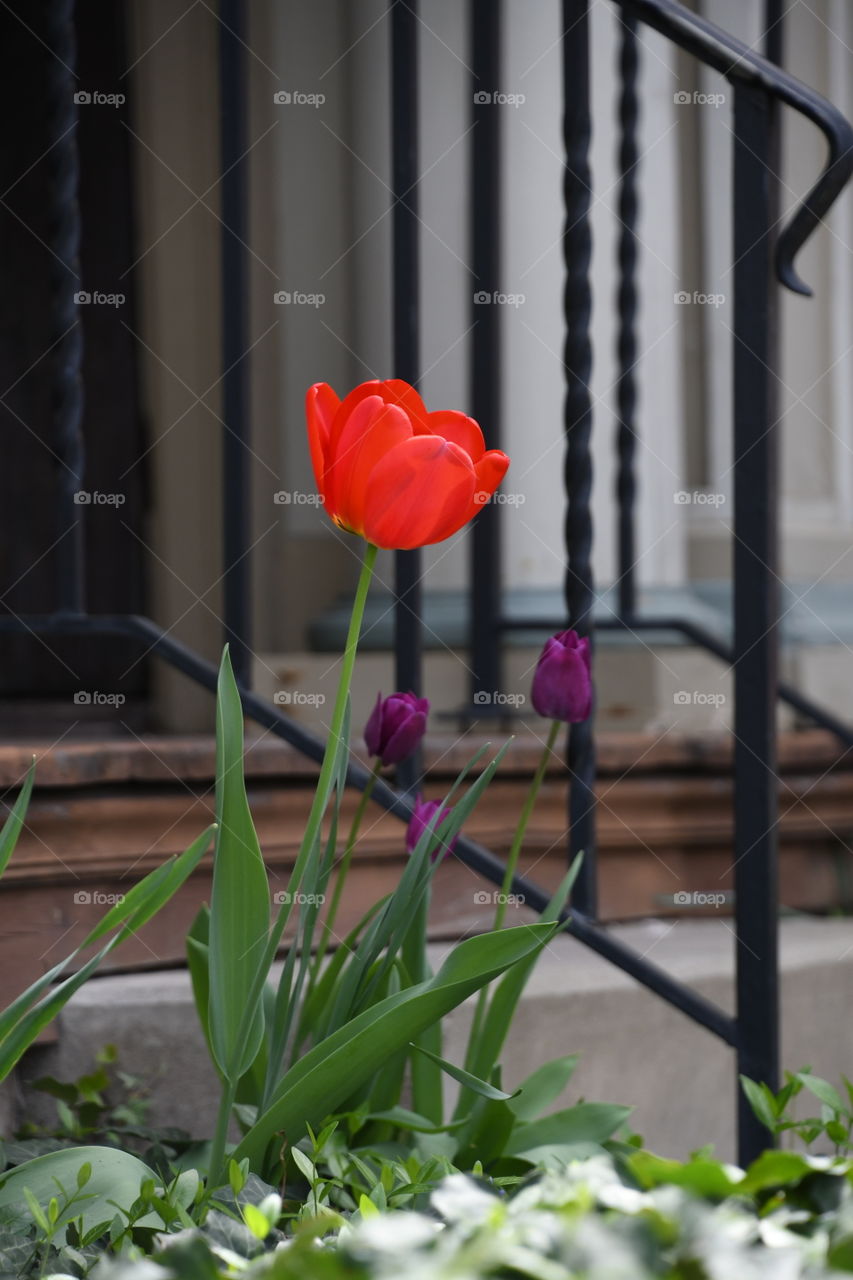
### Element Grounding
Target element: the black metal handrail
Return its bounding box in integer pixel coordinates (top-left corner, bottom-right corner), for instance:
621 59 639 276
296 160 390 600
3 0 853 1166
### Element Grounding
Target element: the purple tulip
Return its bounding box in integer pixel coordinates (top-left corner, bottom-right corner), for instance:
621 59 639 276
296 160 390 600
406 797 458 862
364 691 430 766
530 629 592 722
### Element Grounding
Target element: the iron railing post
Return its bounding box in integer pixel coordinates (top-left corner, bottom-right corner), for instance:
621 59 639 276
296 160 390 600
563 0 597 915
219 0 252 685
732 80 781 1166
47 0 86 615
615 15 639 621
470 0 503 712
391 0 422 794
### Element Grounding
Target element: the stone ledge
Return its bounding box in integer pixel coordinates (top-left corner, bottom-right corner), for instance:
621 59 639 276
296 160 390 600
13 918 853 1163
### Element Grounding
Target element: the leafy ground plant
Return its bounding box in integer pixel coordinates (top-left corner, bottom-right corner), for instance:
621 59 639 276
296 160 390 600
50 1148 853 1279
743 1068 853 1154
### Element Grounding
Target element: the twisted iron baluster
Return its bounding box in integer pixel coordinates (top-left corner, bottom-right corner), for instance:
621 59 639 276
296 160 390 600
46 0 85 613
616 15 639 620
563 0 596 913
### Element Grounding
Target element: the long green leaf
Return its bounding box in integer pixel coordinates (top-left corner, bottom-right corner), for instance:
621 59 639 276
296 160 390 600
235 923 555 1167
82 826 214 950
464 857 581 1091
0 939 120 1081
0 829 215 1079
409 1043 517 1102
208 647 271 1083
503 1102 633 1155
0 759 35 879
509 1053 579 1121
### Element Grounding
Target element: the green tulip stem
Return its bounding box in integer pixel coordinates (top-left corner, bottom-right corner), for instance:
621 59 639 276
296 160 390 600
297 541 379 878
208 541 377 1192
314 756 382 975
464 717 561 1071
494 717 561 929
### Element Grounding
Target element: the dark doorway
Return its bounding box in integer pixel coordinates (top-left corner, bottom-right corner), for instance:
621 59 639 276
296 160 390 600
0 0 149 734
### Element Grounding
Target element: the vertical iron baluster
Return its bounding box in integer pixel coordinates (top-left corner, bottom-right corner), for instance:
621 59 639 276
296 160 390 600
732 81 780 1166
562 0 596 914
219 0 252 686
615 15 639 621
470 0 503 713
391 0 422 794
47 0 85 615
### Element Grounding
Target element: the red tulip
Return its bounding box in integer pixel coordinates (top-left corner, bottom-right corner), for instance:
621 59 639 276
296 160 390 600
305 379 509 550
531 629 592 722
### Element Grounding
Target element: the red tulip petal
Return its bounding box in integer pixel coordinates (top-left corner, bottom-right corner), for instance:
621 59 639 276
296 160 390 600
323 393 385 524
427 411 485 461
327 381 387 456
361 435 476 549
305 383 340 505
380 379 430 431
467 449 511 519
329 399 412 534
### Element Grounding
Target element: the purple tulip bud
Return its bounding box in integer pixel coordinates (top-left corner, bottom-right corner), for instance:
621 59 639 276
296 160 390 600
530 629 592 722
364 691 430 766
406 797 458 862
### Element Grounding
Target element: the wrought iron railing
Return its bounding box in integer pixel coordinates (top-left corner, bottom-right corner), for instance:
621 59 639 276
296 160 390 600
2 0 853 1164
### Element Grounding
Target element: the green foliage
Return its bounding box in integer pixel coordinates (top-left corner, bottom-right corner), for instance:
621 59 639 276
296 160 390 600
0 773 214 1084
742 1066 853 1153
25 1149 853 1279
